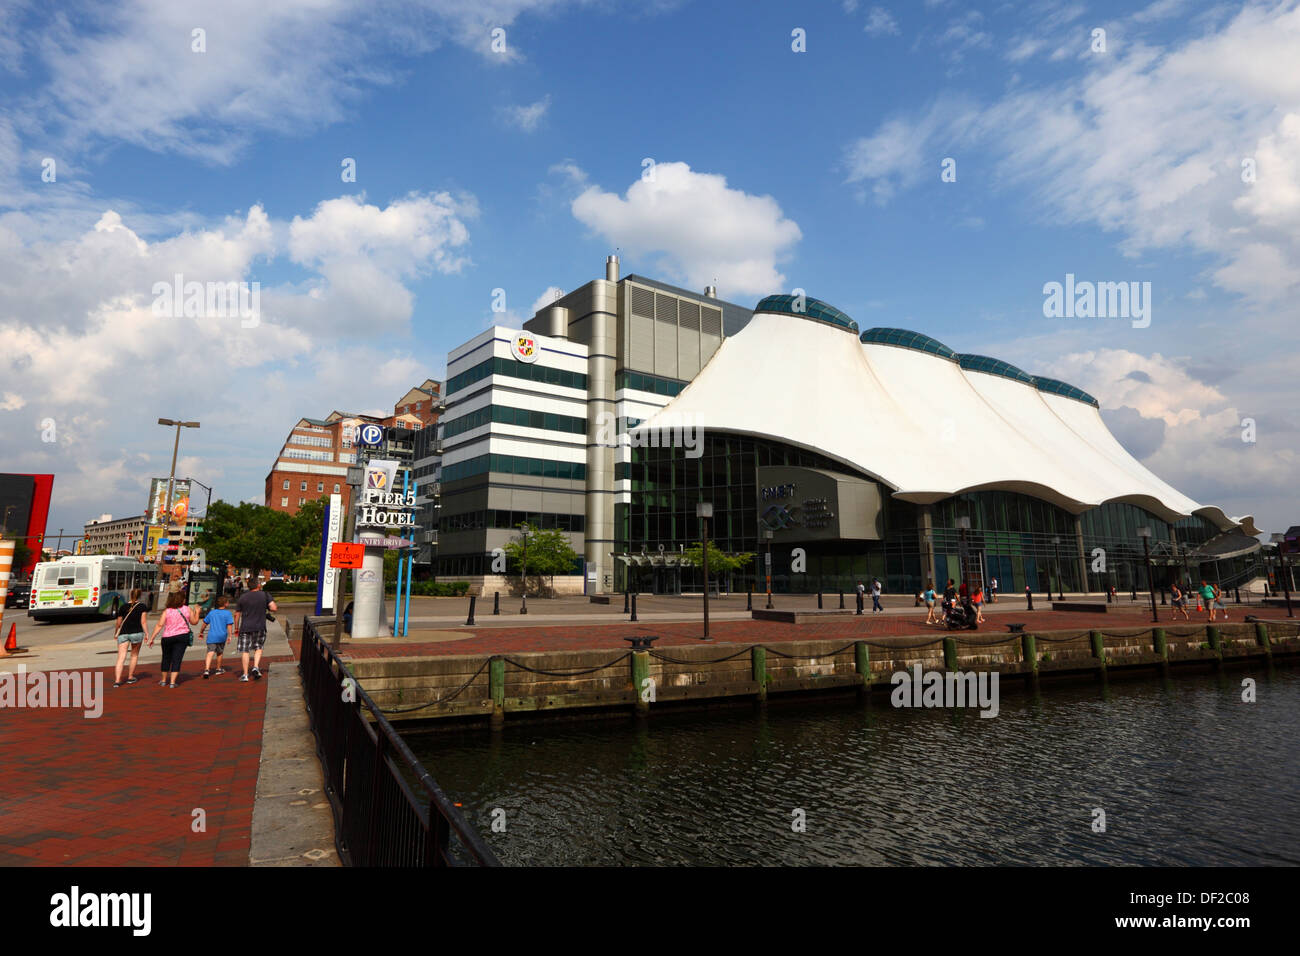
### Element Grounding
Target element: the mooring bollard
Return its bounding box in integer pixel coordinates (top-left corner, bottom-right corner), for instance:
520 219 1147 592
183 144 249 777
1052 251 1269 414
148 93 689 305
817 591 823 609
942 636 958 671
630 592 638 622
632 651 650 716
489 656 505 728
1207 625 1222 660
854 641 871 691
752 645 768 702
1021 633 1038 673
1026 587 1034 611
1153 627 1168 661
1254 621 1271 657
1089 630 1106 667
493 591 500 615
466 595 477 626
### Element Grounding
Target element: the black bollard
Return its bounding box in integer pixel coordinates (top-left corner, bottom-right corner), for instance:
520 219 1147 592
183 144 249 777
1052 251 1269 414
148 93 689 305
746 589 752 611
766 589 773 610
1235 587 1241 604
623 590 630 614
1107 589 1113 604
817 591 823 609
839 591 845 609
1161 587 1167 606
1026 587 1034 611
630 592 638 622
493 591 500 615
1131 584 1138 601
466 595 477 626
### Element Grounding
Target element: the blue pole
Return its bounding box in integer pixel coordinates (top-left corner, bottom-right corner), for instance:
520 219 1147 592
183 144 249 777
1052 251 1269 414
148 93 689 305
394 471 408 634
403 479 416 637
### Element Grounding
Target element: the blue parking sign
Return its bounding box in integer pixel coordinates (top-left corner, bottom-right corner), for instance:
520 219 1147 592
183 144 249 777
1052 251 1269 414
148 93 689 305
359 423 384 446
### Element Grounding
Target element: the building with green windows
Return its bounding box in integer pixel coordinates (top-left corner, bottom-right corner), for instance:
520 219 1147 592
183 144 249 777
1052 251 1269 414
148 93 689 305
435 260 1264 597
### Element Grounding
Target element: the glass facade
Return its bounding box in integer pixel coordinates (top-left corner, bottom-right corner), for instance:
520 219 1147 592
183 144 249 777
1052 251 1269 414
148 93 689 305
443 404 586 439
442 454 587 484
446 356 588 396
619 434 1261 596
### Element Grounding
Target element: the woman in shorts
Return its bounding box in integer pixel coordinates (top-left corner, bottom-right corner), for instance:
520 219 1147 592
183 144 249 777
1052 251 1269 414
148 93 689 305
112 588 149 687
923 583 938 624
1213 584 1228 620
973 586 986 624
149 590 197 688
1170 582 1190 620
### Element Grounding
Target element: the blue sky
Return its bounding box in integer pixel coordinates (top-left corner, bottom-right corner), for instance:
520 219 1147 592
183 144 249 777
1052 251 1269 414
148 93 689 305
2 0 1297 540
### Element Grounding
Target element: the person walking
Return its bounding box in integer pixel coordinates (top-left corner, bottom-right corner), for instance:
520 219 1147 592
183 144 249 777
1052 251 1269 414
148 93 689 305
149 590 196 688
1200 580 1217 622
923 582 938 624
871 578 883 613
855 579 865 614
973 585 985 624
989 576 998 603
112 588 149 687
234 577 278 682
1213 583 1228 621
1170 582 1190 620
200 594 236 678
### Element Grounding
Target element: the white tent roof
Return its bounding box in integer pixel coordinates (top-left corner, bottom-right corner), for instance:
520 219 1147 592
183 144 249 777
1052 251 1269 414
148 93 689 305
632 304 1258 536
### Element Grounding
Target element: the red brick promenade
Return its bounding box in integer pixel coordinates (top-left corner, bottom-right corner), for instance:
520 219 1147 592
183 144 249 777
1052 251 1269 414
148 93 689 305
0 659 290 867
328 607 1180 660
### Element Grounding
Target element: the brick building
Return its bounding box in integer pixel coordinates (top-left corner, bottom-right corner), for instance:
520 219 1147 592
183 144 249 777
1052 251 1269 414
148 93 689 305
264 381 441 516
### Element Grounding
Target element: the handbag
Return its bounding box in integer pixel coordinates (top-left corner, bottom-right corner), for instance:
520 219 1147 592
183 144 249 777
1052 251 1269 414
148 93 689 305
172 607 195 646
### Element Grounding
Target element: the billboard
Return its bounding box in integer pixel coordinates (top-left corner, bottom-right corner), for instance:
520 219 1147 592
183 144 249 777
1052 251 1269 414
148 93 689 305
146 478 192 525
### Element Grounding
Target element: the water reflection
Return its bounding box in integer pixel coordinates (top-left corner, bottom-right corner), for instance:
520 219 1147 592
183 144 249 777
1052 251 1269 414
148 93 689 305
412 669 1300 866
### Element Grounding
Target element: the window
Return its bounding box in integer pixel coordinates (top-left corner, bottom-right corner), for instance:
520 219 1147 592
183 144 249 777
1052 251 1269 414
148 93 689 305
333 483 340 493
282 479 289 490
299 498 305 506
300 481 307 491
281 497 289 507
317 482 324 492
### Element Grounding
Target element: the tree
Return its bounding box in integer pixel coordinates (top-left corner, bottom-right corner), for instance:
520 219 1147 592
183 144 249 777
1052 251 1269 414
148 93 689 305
2 536 31 575
503 524 580 596
194 500 300 577
287 498 329 578
682 541 755 593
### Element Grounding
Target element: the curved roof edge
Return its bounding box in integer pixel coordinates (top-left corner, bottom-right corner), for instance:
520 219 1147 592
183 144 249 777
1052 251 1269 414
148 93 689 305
957 353 1036 386
1032 375 1099 408
860 327 958 361
753 294 859 333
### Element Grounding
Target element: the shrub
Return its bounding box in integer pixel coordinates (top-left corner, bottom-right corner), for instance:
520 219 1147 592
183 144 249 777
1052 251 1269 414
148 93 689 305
408 580 470 597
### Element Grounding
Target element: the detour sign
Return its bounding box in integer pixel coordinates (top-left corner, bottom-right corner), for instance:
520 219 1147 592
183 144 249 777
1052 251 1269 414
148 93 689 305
330 542 365 569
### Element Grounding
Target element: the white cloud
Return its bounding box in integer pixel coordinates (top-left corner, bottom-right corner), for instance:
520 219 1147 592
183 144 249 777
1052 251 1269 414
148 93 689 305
530 286 565 314
1 392 25 411
569 162 802 298
864 7 900 36
500 95 551 132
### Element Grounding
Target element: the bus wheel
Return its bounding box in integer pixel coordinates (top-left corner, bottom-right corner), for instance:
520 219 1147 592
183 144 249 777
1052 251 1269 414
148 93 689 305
109 598 120 619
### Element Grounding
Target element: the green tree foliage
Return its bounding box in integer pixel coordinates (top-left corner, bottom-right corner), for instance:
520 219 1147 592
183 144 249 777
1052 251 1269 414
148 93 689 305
503 524 580 595
2 536 31 573
683 541 755 590
194 500 301 576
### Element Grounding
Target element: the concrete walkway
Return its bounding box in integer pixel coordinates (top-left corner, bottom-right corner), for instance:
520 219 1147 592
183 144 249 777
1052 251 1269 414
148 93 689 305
0 618 337 866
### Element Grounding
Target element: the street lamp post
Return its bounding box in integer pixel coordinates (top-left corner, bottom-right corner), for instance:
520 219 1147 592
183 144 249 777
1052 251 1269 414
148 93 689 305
697 503 713 641
1138 527 1158 623
764 530 774 609
519 523 530 615
1271 533 1293 618
1052 535 1063 600
157 418 199 583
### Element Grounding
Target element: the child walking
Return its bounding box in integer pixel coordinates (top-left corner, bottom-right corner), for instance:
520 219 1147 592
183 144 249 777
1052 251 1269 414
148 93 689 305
200 594 236 678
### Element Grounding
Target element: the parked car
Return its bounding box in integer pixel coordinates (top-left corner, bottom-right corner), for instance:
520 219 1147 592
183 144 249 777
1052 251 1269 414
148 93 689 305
6 580 31 610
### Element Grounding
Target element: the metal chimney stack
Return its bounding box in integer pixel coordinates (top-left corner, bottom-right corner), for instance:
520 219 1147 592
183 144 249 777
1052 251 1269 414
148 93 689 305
606 254 619 282
704 285 717 298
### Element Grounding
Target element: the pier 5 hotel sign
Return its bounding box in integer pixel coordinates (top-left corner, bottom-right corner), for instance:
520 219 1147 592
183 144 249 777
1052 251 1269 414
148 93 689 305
357 459 416 530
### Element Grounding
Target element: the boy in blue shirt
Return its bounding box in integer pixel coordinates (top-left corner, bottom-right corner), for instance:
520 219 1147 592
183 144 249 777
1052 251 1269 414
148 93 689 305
200 594 236 678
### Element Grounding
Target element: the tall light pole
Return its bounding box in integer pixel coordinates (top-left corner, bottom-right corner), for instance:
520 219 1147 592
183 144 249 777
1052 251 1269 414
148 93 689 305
1271 533 1293 618
1052 535 1063 600
157 418 199 532
519 522 530 615
697 502 713 641
764 529 774 609
1138 527 1158 623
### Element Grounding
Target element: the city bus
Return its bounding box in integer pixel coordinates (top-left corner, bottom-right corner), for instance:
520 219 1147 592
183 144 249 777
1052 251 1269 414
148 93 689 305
28 556 160 622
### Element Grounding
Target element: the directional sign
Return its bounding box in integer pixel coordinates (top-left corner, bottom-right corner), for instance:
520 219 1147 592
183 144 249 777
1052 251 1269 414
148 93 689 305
330 542 365 569
358 423 384 446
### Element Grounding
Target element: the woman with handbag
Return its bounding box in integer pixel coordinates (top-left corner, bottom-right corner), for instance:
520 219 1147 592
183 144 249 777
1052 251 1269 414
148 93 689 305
112 588 149 687
149 589 197 688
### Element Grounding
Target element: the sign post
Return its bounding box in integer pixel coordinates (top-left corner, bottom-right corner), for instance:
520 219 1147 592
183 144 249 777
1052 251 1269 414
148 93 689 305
315 493 343 616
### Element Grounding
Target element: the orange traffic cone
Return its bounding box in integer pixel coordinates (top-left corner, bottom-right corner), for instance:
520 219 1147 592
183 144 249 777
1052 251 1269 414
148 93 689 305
1 622 15 655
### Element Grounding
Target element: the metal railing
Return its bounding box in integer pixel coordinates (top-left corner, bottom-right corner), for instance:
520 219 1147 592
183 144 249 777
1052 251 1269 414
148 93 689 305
298 617 498 867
